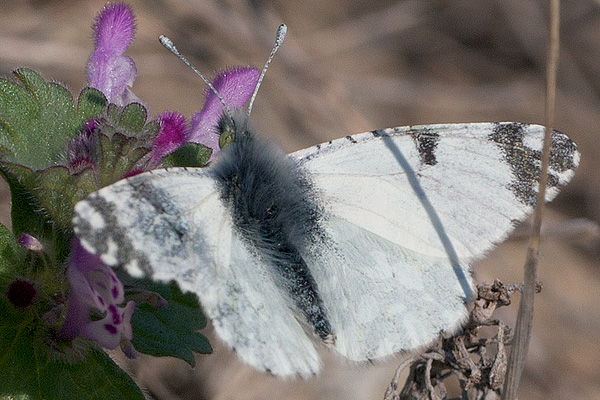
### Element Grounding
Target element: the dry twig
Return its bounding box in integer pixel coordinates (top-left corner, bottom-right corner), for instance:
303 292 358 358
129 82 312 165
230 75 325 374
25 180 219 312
384 280 542 400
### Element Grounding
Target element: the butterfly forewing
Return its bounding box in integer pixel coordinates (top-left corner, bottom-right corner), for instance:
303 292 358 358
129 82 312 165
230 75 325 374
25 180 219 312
291 122 578 261
73 168 322 377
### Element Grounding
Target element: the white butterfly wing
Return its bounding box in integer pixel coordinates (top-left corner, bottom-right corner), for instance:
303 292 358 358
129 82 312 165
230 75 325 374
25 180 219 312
291 122 579 360
73 168 320 377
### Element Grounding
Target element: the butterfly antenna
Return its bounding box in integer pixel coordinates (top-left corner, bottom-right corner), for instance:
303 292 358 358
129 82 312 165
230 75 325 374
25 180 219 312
159 35 232 117
247 24 287 117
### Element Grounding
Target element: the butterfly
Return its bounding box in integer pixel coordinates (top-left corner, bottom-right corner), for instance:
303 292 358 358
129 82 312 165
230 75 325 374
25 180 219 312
72 25 580 378
72 117 579 377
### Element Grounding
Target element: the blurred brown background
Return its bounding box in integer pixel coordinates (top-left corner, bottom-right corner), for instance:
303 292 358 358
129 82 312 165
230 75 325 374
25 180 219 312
1 0 599 399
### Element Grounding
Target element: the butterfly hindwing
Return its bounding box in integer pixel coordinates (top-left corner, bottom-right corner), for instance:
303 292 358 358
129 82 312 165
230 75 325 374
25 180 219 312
303 215 472 361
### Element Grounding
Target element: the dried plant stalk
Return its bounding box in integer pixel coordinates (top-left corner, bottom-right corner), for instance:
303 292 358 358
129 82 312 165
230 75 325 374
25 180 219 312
501 0 560 398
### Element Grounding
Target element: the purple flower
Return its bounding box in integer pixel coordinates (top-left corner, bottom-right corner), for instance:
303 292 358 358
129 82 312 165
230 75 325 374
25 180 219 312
86 3 142 106
62 239 136 356
66 117 100 174
149 111 188 168
188 67 260 156
81 4 260 169
17 233 43 251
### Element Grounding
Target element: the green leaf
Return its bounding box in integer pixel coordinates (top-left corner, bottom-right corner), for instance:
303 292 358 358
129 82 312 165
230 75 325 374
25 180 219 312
3 130 151 230
0 299 144 400
2 130 148 231
0 166 47 236
161 143 212 168
1 395 31 400
0 165 70 266
128 280 212 366
0 72 108 231
0 69 106 170
0 222 18 276
118 103 147 133
77 88 107 118
32 130 153 223
34 166 97 229
0 223 22 300
102 103 154 140
97 133 149 187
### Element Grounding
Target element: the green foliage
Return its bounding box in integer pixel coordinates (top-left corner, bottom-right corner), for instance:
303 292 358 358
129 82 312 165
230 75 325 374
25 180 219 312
0 69 106 170
162 142 212 168
0 69 105 231
32 166 97 229
0 70 161 229
115 103 148 133
87 102 159 187
0 220 20 276
102 102 158 141
0 223 141 400
95 133 149 187
0 165 71 264
128 279 212 366
0 300 144 400
14 132 149 230
0 62 213 398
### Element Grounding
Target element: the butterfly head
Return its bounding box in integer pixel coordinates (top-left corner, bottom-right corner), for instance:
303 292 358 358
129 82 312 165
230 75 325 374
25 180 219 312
218 110 251 149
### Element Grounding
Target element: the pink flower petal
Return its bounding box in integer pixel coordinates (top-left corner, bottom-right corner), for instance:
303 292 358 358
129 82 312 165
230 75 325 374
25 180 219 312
67 241 106 310
79 301 135 350
83 317 122 349
149 111 188 168
60 289 91 340
87 53 138 105
17 233 43 251
92 3 135 53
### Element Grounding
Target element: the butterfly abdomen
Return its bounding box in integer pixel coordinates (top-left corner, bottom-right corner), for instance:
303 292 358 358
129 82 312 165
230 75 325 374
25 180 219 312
211 126 334 341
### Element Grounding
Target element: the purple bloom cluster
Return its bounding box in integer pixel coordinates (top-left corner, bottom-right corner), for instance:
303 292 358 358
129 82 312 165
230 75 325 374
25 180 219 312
63 2 259 355
66 117 100 175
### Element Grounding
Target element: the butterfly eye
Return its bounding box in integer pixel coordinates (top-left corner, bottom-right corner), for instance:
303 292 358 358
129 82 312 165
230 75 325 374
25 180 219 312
219 129 234 150
218 114 237 149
